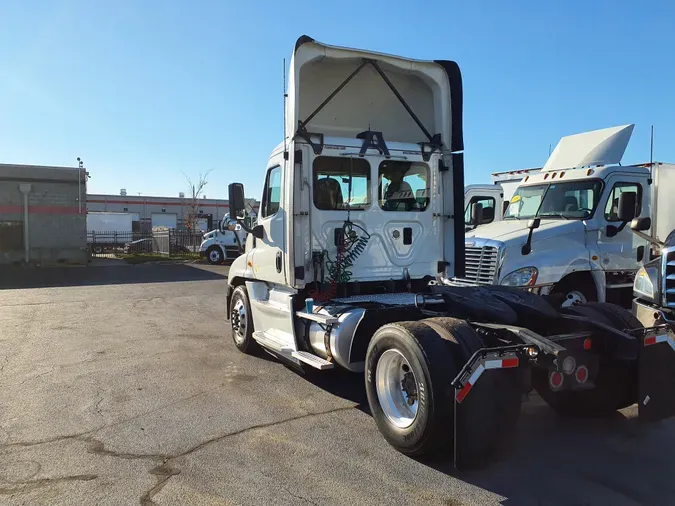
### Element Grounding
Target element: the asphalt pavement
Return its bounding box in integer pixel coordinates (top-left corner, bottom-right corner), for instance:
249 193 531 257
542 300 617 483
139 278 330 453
1 263 674 505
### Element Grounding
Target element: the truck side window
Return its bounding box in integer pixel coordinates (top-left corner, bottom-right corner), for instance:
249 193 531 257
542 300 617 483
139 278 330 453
604 182 642 222
464 196 496 224
261 166 281 218
379 161 429 212
313 157 370 210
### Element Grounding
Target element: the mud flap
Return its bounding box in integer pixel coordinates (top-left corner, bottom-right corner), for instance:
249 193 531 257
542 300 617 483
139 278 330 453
451 346 531 470
638 327 675 422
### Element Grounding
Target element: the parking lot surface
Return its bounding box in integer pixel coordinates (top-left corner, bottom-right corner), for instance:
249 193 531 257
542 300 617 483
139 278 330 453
1 263 675 505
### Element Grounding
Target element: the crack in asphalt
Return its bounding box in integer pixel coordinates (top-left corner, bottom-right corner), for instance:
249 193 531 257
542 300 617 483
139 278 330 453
139 405 357 506
282 485 321 506
0 474 98 495
1 403 357 505
17 367 55 386
0 389 213 450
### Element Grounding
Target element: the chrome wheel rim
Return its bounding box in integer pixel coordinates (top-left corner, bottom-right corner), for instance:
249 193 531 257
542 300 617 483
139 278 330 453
231 298 247 344
209 250 221 263
562 290 587 308
375 349 419 429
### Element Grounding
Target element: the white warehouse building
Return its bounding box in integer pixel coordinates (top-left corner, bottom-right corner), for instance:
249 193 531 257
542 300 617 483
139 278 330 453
86 191 258 232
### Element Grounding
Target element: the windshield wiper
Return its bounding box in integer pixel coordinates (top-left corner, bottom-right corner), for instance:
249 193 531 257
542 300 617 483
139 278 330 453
539 213 570 220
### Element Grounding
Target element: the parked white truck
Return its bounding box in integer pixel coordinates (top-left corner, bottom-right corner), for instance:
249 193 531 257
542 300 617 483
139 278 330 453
221 36 675 469
87 211 133 253
199 213 253 264
462 124 675 309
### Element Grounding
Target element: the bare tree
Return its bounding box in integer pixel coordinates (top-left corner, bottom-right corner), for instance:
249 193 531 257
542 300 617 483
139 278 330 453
183 170 212 232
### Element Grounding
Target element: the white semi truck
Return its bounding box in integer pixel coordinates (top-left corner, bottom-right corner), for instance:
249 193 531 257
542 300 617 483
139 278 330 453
222 36 675 468
463 124 675 309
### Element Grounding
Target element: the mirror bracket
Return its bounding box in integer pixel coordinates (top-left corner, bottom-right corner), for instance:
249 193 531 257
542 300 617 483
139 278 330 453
252 225 264 240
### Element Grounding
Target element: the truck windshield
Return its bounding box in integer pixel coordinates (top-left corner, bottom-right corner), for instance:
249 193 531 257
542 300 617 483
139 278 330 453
504 180 602 220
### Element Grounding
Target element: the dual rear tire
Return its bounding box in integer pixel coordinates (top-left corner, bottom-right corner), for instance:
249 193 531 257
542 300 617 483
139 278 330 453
365 318 522 466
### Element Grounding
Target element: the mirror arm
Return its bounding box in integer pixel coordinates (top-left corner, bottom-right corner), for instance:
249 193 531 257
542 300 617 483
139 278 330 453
522 229 535 255
235 218 255 234
632 229 663 248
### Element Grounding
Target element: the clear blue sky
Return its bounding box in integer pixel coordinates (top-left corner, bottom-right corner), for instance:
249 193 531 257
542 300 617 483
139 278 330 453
1 0 673 200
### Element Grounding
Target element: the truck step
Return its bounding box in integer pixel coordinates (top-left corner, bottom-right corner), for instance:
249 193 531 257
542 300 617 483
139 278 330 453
252 331 292 353
291 351 334 370
295 311 339 325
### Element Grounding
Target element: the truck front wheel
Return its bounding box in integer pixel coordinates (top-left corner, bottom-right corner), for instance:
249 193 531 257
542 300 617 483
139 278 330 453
206 246 224 265
230 286 259 354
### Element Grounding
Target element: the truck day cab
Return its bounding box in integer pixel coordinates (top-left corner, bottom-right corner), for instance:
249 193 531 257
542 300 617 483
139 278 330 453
464 124 675 309
223 36 675 468
464 168 542 230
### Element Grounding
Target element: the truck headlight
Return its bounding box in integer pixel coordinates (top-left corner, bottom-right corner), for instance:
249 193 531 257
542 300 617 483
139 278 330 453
501 267 538 287
634 265 657 301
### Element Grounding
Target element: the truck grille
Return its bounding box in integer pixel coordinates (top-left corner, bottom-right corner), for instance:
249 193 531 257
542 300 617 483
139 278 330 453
664 248 675 308
464 245 501 284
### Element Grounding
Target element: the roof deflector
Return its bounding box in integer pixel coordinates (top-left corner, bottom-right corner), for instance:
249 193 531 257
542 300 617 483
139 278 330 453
543 124 635 171
287 36 459 160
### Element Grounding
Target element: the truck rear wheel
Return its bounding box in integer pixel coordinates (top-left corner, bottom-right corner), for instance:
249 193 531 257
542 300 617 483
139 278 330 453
207 246 224 265
365 319 518 465
532 303 638 417
365 321 457 457
230 286 259 354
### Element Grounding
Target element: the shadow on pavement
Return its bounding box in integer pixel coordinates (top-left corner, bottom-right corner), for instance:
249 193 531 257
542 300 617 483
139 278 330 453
297 365 675 504
423 401 675 504
0 263 227 290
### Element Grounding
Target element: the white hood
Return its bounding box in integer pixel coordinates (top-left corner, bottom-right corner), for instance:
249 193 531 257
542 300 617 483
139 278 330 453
543 124 634 171
466 219 584 244
286 36 458 149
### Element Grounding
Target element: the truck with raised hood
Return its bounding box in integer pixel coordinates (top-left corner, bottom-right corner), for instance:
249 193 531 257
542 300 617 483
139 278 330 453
463 124 675 309
223 35 675 468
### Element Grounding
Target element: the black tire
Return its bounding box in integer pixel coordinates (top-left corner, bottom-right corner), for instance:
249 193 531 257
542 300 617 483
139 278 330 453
365 321 458 457
206 246 224 265
532 303 638 417
550 275 597 308
365 319 517 467
229 286 259 354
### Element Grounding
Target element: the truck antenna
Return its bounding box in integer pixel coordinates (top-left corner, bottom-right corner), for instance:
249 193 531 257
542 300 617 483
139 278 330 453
283 58 288 160
650 124 654 170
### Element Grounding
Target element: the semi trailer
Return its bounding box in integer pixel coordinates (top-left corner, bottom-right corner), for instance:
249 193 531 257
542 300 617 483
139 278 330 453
223 35 675 468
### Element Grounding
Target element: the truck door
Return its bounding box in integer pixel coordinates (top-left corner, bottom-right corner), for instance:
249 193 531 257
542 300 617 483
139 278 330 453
595 174 649 272
251 160 287 285
464 194 499 227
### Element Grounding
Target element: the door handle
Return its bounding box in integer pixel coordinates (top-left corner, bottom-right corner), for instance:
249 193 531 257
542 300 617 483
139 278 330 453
276 251 282 273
